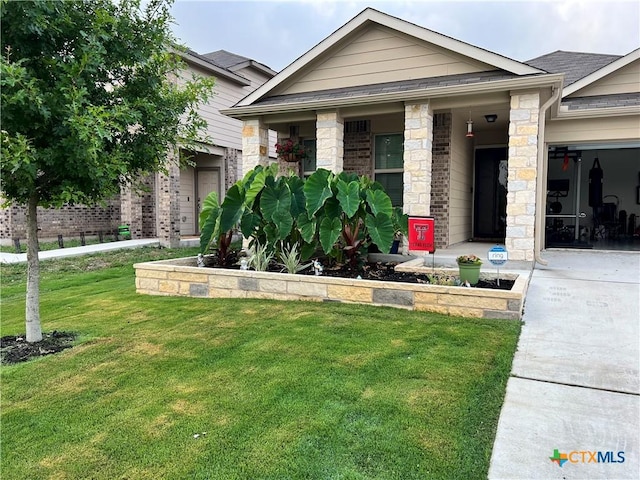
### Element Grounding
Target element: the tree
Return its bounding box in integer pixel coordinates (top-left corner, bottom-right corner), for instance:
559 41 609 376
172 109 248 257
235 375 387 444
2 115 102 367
0 0 214 342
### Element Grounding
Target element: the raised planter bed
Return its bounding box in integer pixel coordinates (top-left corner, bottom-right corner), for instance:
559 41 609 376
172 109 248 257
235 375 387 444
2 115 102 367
134 257 529 320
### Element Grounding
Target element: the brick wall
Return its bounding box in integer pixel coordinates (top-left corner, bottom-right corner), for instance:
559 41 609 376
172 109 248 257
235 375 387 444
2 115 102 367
431 113 452 248
1 199 121 240
343 131 372 178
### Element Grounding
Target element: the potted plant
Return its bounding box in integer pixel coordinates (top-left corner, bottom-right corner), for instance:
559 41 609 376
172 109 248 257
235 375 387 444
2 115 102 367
275 138 307 162
456 254 482 285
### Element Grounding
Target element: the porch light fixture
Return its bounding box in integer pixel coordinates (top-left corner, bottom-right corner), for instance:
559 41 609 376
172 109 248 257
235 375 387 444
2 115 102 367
466 113 474 138
485 114 498 123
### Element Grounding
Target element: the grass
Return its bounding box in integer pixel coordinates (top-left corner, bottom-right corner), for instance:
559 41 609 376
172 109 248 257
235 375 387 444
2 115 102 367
0 247 520 479
0 236 120 253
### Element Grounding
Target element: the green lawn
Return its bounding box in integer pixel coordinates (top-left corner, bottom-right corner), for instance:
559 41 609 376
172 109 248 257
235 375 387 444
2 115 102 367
1 247 520 479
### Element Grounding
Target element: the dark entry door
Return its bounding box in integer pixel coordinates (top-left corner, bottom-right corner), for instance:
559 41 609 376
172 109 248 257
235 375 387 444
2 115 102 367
474 147 508 239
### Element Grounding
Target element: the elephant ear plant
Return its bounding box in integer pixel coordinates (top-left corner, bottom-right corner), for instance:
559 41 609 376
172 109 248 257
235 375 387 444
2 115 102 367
200 165 399 271
304 169 397 268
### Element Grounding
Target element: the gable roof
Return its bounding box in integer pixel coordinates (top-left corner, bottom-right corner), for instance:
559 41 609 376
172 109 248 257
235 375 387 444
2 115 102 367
203 50 277 76
178 49 276 86
561 48 640 97
236 7 544 108
525 50 621 87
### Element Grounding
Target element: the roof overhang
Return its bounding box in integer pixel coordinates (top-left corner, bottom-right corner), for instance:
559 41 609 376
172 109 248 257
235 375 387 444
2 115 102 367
554 105 640 120
227 60 277 77
563 48 640 97
236 8 545 108
221 74 563 119
174 48 251 86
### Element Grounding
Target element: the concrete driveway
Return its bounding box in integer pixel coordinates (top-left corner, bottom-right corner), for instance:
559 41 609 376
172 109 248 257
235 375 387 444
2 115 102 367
489 250 640 479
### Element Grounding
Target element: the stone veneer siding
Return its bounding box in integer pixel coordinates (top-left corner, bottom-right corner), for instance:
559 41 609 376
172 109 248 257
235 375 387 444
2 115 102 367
506 93 540 261
343 131 372 178
431 113 452 248
403 103 433 220
241 119 270 178
316 111 344 172
224 147 239 191
134 258 527 320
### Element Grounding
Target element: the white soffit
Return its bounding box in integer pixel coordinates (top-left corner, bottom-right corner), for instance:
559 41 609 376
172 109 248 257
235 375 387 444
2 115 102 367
235 7 544 108
563 48 640 97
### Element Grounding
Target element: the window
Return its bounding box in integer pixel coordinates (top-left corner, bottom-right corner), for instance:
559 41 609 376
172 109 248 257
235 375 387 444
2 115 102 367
374 134 404 207
302 139 316 177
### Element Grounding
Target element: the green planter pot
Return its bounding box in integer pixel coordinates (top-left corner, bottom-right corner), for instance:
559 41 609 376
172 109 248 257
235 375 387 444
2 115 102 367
458 263 481 285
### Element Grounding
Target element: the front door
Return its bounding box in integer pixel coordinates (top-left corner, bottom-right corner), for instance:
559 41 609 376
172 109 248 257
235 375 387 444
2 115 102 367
196 169 220 234
474 147 508 240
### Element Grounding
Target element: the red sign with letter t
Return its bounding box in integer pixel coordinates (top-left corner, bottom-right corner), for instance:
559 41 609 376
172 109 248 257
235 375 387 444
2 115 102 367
408 217 435 253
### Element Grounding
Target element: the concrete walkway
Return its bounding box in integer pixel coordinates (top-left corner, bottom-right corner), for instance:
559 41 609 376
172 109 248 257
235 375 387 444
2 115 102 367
489 250 640 479
0 239 161 264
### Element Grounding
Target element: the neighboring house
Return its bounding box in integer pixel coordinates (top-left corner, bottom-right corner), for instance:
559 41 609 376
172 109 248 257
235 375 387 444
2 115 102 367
221 8 640 260
0 49 277 247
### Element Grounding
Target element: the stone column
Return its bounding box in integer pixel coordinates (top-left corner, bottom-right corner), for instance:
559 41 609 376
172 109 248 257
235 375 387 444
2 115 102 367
156 152 181 248
506 92 540 261
316 111 344 172
241 119 270 179
403 102 433 217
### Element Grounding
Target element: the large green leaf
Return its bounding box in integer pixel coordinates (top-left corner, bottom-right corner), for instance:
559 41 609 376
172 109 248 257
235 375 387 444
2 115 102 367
300 241 318 261
297 213 317 243
304 169 333 217
287 176 306 219
260 183 292 222
336 180 360 218
240 210 261 238
198 190 219 231
365 212 394 254
365 189 393 218
219 184 245 233
323 197 342 220
392 207 409 236
272 209 293 241
319 216 342 254
199 205 220 254
244 168 267 209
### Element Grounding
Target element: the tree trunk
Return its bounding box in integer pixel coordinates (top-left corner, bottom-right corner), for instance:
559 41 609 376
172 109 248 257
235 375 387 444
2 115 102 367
25 193 42 343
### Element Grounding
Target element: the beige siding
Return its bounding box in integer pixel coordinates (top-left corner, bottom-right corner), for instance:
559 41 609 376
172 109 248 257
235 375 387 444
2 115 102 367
569 60 640 97
178 63 275 154
276 25 495 95
448 111 474 245
546 115 640 144
180 166 196 236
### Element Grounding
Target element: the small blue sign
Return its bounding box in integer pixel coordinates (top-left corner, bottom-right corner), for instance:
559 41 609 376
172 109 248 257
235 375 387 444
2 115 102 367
487 245 508 266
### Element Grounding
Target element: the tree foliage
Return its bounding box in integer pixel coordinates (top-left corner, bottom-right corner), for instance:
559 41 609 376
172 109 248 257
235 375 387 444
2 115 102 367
0 0 213 207
0 0 214 342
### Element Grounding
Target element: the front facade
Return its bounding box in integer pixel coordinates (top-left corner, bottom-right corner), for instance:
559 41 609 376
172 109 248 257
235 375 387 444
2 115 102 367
223 8 640 261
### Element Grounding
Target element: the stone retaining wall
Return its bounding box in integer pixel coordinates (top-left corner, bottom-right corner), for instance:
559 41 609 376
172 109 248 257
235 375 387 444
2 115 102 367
135 258 527 320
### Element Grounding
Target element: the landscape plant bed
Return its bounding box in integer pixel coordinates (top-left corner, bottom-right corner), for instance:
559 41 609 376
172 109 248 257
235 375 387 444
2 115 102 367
135 257 528 319
208 260 515 290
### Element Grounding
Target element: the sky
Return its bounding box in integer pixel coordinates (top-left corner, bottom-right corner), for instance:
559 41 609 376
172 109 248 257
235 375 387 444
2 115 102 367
169 0 640 72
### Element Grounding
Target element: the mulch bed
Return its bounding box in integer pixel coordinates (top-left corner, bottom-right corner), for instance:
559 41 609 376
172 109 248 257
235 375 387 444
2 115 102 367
209 259 515 291
1 331 77 366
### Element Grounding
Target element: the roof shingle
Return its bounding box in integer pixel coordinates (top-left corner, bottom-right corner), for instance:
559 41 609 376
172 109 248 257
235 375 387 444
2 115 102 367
525 50 621 86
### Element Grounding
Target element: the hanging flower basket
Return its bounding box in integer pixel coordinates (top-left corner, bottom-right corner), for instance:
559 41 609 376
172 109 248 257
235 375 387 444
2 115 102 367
275 139 307 162
280 152 302 163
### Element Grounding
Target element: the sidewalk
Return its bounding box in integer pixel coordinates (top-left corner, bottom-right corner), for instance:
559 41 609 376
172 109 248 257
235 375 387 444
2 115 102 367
489 250 640 479
0 239 161 264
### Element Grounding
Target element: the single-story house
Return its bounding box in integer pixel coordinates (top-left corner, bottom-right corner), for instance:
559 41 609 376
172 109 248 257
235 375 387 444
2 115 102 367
221 8 640 260
0 49 277 247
